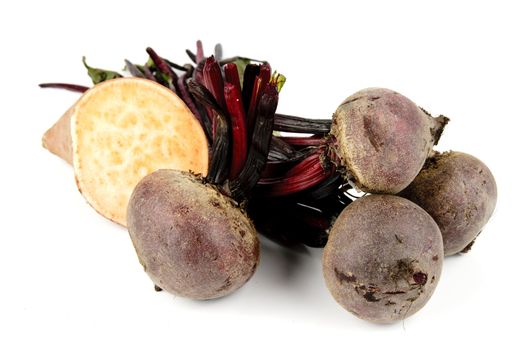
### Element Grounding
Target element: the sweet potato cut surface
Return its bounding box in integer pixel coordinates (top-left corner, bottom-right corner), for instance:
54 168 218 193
44 78 209 226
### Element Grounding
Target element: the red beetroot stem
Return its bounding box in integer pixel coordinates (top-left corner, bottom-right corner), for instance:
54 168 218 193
258 151 333 197
278 135 324 147
224 82 248 179
207 113 231 184
146 47 178 92
177 73 212 143
203 56 226 110
241 64 260 114
269 136 296 160
196 40 204 63
164 59 190 72
228 83 279 201
38 83 89 93
203 56 226 137
224 63 242 94
247 64 271 136
274 113 332 134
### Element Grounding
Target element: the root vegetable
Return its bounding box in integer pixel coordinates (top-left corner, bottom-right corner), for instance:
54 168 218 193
42 77 208 226
127 170 259 299
330 88 447 193
42 43 284 300
323 195 443 323
400 151 497 256
258 88 448 197
127 52 283 299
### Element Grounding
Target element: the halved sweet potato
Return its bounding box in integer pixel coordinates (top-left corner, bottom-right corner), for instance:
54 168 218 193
43 78 209 226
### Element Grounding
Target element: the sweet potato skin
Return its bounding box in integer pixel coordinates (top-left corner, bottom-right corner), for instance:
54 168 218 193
331 88 447 194
42 105 74 164
400 151 497 256
323 195 443 323
127 169 259 300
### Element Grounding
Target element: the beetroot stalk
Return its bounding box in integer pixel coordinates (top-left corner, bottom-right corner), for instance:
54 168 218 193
214 43 223 62
224 82 248 179
185 49 197 63
146 47 178 93
196 40 204 63
241 64 260 113
278 135 324 147
246 63 271 135
268 136 296 161
124 59 146 78
228 83 279 201
224 63 242 94
207 113 231 184
177 73 212 143
141 64 156 81
38 83 89 93
274 113 331 134
203 56 226 110
258 151 333 197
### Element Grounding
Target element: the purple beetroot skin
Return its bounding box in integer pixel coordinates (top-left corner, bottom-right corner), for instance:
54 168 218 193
400 151 497 256
323 195 444 323
330 88 448 194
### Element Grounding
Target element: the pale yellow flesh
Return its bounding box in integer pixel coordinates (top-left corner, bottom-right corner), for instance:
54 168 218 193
44 78 209 226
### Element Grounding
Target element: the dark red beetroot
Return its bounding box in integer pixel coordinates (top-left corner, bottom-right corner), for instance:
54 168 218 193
323 195 444 323
330 88 447 193
125 52 283 299
400 151 497 256
251 88 447 247
257 88 448 198
39 44 294 288
128 170 259 299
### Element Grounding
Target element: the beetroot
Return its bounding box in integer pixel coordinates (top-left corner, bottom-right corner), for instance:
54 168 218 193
330 88 447 193
127 170 259 299
123 48 283 299
258 88 448 197
323 195 443 323
400 151 497 256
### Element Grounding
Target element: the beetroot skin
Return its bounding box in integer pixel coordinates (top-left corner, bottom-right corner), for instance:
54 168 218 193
330 88 447 194
323 195 444 323
127 169 259 300
400 151 497 256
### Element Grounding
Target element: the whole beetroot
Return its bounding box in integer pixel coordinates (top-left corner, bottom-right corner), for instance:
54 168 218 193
330 88 448 193
400 151 497 256
127 169 259 300
323 195 443 323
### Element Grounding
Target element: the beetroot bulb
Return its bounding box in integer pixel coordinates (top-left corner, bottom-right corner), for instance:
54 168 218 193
400 151 497 256
251 88 447 247
323 195 444 323
258 88 448 199
329 88 448 193
127 50 285 299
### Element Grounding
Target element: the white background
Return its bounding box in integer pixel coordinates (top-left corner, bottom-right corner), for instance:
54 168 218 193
1 1 523 349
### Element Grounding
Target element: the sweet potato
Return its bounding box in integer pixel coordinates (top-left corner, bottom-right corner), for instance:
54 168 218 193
42 78 208 226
